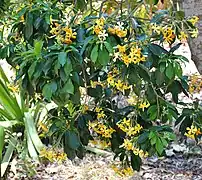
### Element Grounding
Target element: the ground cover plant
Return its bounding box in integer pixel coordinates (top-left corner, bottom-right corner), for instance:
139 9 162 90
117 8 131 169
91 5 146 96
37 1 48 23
0 0 201 178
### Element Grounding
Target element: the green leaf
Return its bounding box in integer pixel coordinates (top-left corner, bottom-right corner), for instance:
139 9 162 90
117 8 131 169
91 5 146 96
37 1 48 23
169 43 182 53
104 42 113 53
0 80 23 120
45 13 50 24
179 116 193 134
75 0 86 11
65 130 80 150
1 137 17 177
149 43 168 56
131 153 142 171
28 61 37 80
34 40 43 58
76 28 85 42
155 137 164 155
25 12 33 40
24 112 44 153
155 70 165 86
58 52 67 67
150 136 157 145
64 57 73 76
62 79 74 94
80 36 94 55
147 105 157 120
137 132 149 144
160 137 168 147
0 121 18 128
137 64 150 81
98 47 110 66
42 81 57 100
174 62 182 78
87 86 102 98
165 63 174 79
149 131 155 139
175 11 185 20
0 126 5 162
90 45 99 63
159 62 166 73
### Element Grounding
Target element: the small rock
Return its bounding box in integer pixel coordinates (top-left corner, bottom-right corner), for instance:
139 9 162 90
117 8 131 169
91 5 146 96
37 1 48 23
165 149 175 157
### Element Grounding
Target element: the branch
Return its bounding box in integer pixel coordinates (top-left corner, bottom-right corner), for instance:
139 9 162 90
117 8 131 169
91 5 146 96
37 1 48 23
99 0 107 18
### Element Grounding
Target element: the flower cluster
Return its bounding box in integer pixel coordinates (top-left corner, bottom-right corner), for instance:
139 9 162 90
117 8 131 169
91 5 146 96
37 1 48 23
107 69 131 92
93 17 109 42
163 27 175 44
113 44 146 66
89 139 111 149
50 23 77 44
108 22 127 38
93 17 105 35
185 125 201 139
127 95 138 106
120 139 148 158
117 118 143 136
188 16 199 26
40 148 67 162
188 74 202 94
90 80 105 88
89 121 115 138
111 165 134 177
178 31 188 41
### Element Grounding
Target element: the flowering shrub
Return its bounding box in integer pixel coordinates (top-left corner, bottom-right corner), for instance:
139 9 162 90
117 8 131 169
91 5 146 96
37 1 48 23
0 0 200 173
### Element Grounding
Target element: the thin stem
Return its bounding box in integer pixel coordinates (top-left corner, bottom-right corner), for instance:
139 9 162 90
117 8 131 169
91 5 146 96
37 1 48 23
99 0 107 18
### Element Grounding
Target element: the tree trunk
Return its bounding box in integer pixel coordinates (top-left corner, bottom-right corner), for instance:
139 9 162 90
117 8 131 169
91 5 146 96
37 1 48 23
182 0 202 74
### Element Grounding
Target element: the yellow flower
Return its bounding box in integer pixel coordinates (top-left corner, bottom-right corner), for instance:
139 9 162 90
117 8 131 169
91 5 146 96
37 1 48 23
134 124 143 133
121 139 133 151
95 107 102 113
102 128 115 138
20 15 25 22
117 45 126 53
178 31 188 41
123 83 131 90
93 25 103 35
163 27 175 44
133 148 148 158
127 95 138 105
39 122 48 133
82 105 89 113
63 27 77 39
115 80 124 90
112 67 119 74
111 165 134 177
97 111 105 119
190 28 198 38
122 118 130 126
121 54 131 66
90 80 97 88
151 23 162 35
88 121 98 129
50 27 61 35
184 125 201 139
122 167 134 176
7 84 19 93
63 38 72 44
139 101 150 111
188 16 199 25
96 17 105 26
115 28 127 38
108 27 116 34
